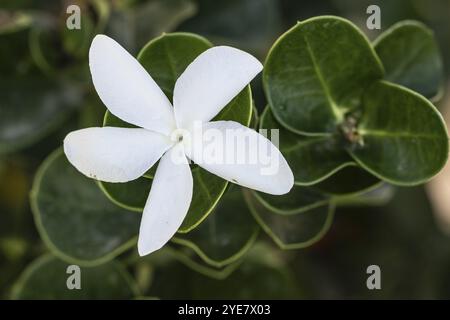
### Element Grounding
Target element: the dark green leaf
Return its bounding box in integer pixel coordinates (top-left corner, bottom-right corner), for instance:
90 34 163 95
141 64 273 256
253 185 329 215
349 81 448 185
334 184 396 207
0 77 80 154
98 177 152 212
314 165 381 196
106 0 196 53
11 254 139 299
179 0 282 55
61 13 95 58
244 190 334 249
260 106 353 184
30 149 140 265
172 186 259 268
374 20 444 99
163 246 241 280
147 244 301 299
263 16 383 135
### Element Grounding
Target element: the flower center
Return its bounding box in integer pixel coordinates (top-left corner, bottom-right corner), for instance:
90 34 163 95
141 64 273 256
170 128 187 144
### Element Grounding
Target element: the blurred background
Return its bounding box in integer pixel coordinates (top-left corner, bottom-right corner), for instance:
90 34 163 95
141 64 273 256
1 0 450 299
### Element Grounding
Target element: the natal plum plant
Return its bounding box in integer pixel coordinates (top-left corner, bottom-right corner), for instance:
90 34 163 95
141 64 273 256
249 16 448 249
263 16 447 186
17 14 449 299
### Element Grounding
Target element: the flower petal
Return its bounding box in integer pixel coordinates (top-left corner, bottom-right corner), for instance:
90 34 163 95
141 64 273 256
173 46 262 129
89 35 175 135
64 127 172 183
187 121 294 195
138 144 193 256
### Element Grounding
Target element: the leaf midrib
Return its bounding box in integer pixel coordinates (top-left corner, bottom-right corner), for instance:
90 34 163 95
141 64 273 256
304 34 343 122
360 129 443 139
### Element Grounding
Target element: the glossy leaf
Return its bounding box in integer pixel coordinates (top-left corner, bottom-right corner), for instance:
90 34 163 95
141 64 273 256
61 13 95 58
349 81 449 185
374 20 444 99
164 246 241 280
106 0 197 53
263 16 383 135
147 244 301 299
334 184 395 207
98 177 152 212
172 186 259 268
99 32 253 232
260 106 353 184
31 149 140 265
244 191 334 249
314 165 381 196
11 254 139 299
253 185 329 215
0 77 81 154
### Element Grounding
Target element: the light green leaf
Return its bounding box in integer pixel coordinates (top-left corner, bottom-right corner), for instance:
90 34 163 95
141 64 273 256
263 16 383 135
260 106 353 184
374 20 444 100
172 186 259 268
348 81 449 185
244 190 335 249
11 254 139 299
30 149 140 266
99 32 253 232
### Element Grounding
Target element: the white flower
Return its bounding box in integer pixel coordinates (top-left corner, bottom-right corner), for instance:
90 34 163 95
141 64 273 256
63 35 294 256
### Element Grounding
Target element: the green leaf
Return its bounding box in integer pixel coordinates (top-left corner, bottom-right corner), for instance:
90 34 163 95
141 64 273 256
30 149 140 266
11 254 139 299
374 20 444 100
61 13 95 58
178 0 282 55
29 25 66 74
244 190 334 249
172 186 259 268
334 184 395 207
263 16 383 135
147 244 301 299
99 32 253 232
106 0 197 53
348 81 449 185
98 177 152 211
314 165 381 196
0 25 32 75
0 77 81 154
0 11 32 35
260 106 353 184
137 32 212 98
253 185 329 215
163 246 241 280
